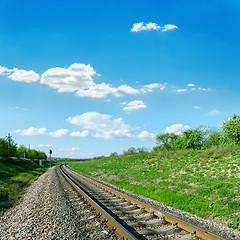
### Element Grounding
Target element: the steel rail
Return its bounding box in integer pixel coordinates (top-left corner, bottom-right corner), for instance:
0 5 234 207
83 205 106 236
59 164 138 240
64 165 229 240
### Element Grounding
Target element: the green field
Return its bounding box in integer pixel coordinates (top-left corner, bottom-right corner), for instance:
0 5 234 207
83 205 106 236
0 157 53 216
61 145 240 230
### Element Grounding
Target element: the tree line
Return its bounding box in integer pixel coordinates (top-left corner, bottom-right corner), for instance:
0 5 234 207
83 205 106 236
0 137 47 159
154 114 240 151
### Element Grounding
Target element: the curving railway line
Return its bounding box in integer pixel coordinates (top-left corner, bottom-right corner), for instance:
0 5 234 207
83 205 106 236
59 164 229 240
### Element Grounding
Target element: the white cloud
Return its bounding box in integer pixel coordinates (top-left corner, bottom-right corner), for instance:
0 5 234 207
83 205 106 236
122 100 147 111
38 144 52 148
41 63 96 93
130 22 161 32
198 87 211 91
67 112 132 139
131 22 178 33
0 66 12 75
0 65 39 83
206 109 223 116
162 24 178 32
175 89 187 93
15 127 47 136
174 86 211 93
137 131 155 140
70 130 89 137
194 106 200 109
71 147 79 151
1 63 165 99
141 83 166 93
164 124 190 134
117 85 139 94
8 68 40 83
48 129 68 137
76 83 118 98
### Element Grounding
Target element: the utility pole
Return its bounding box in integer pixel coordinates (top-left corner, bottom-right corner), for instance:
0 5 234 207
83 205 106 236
49 149 52 168
6 133 12 157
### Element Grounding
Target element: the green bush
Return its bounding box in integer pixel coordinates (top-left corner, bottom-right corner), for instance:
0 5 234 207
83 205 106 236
221 114 240 145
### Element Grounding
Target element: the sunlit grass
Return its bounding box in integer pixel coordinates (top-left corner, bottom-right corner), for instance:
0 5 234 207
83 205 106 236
0 158 53 216
60 145 240 230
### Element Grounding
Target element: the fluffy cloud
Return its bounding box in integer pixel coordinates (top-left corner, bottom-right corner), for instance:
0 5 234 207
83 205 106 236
122 100 147 111
162 24 178 32
141 83 166 93
0 65 39 83
1 63 165 98
15 127 69 137
187 84 195 87
206 109 223 116
70 130 89 137
194 106 200 109
38 144 53 148
137 131 155 140
117 85 139 94
0 66 11 75
131 22 178 32
15 127 47 136
9 68 40 83
67 112 132 139
164 124 190 134
175 89 187 93
131 22 161 32
48 129 68 137
41 63 96 92
76 83 118 98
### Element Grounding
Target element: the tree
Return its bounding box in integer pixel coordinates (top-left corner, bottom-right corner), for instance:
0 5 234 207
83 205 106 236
181 129 204 149
202 130 221 148
156 133 182 151
221 114 240 145
0 138 9 157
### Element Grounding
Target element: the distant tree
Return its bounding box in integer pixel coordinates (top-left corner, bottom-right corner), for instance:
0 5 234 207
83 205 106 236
221 114 240 145
110 152 118 157
202 130 221 148
181 129 204 149
137 146 148 153
156 133 182 151
0 138 9 157
0 137 18 157
123 147 137 155
18 145 28 154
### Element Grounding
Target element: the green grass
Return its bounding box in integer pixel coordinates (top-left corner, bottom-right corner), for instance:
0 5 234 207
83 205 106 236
58 146 240 230
0 157 53 216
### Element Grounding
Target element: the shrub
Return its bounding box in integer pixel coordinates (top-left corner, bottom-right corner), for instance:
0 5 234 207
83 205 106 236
221 114 240 145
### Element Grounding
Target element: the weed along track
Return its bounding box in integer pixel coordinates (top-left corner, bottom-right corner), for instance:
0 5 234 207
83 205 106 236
59 164 229 240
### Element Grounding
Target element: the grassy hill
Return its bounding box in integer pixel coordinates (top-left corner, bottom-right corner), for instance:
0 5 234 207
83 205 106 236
0 157 52 216
61 145 240 230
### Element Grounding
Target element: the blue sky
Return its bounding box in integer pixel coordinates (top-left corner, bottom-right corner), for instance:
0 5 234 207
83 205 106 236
1 0 240 158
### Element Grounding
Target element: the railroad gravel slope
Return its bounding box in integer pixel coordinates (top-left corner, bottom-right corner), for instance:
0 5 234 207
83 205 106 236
0 167 119 240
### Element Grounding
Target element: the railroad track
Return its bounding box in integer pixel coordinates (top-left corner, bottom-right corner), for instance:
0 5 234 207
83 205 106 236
59 164 228 240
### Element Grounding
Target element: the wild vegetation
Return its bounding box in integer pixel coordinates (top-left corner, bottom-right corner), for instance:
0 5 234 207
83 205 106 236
155 114 240 151
0 137 47 160
0 136 50 216
61 114 240 230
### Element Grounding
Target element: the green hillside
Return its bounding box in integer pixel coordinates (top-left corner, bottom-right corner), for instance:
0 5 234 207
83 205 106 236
64 145 240 231
0 157 52 216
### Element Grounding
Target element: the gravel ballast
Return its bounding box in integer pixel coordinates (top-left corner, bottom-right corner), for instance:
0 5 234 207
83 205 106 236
0 167 119 240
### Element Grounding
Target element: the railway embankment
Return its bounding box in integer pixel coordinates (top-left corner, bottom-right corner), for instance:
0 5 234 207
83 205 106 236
0 157 52 216
63 146 240 233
